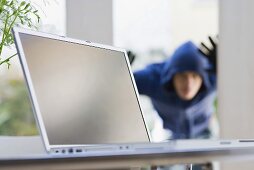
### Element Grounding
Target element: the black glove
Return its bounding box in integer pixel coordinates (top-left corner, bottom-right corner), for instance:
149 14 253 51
198 36 217 74
127 50 136 65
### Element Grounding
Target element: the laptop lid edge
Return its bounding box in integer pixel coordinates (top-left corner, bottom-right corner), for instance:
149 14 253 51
12 27 51 152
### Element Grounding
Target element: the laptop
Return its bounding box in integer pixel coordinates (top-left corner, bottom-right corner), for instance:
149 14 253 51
12 27 254 156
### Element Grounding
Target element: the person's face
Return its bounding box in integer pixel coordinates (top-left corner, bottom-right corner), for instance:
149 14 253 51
173 71 203 100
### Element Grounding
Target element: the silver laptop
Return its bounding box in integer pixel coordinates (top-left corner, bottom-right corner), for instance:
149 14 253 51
13 27 254 156
13 27 177 155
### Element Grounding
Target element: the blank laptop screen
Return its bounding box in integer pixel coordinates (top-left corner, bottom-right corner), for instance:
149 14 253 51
18 32 149 145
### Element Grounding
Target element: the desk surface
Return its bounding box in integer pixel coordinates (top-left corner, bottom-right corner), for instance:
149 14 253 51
1 136 254 170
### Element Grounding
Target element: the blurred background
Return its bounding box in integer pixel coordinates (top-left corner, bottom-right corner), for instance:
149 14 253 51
3 1 254 170
0 0 218 136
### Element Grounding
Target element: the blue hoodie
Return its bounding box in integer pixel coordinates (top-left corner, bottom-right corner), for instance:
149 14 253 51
134 41 216 139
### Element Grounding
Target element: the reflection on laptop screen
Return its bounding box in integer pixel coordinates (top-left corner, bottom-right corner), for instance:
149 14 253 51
18 33 149 145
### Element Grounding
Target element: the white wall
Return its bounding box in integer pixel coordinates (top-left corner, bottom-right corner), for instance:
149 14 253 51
113 0 172 54
219 3 254 167
170 0 218 48
66 0 113 45
34 0 66 35
113 0 218 56
219 0 254 139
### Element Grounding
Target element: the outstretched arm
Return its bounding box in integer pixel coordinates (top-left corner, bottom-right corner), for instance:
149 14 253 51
134 64 161 97
127 50 156 96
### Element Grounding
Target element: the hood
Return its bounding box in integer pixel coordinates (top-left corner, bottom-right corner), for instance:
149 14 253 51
161 41 211 91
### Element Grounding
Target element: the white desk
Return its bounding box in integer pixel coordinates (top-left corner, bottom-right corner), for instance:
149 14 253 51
1 136 254 170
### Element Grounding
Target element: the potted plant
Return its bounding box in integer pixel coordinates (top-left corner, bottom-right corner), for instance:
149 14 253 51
0 0 40 135
0 0 40 68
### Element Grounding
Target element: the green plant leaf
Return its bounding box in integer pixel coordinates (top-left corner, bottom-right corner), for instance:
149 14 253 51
23 3 30 10
0 0 41 68
20 1 26 7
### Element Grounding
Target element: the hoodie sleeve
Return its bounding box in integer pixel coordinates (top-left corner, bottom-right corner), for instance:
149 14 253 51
209 72 217 90
133 63 162 97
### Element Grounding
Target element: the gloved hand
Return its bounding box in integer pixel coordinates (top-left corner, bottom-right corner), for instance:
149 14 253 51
198 36 217 74
127 50 136 65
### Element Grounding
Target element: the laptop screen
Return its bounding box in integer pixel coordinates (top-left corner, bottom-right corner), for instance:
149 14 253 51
17 32 149 145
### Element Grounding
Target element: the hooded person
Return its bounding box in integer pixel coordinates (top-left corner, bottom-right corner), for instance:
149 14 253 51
133 40 217 139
